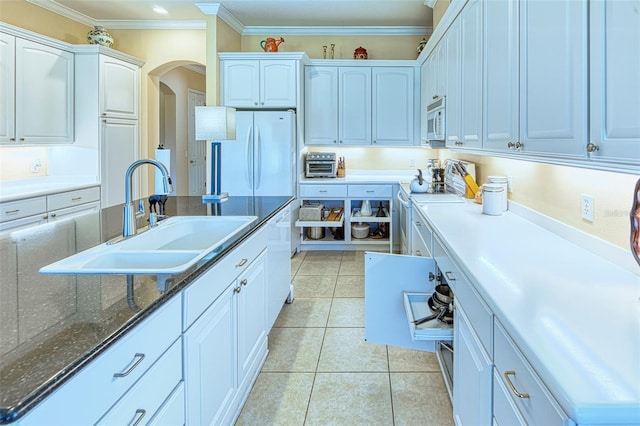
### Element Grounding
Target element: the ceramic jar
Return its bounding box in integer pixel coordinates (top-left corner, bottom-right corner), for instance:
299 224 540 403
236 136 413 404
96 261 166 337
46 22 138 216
87 26 114 47
354 46 368 60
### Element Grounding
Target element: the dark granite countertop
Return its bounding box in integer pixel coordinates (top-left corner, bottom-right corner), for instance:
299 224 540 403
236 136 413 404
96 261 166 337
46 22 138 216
0 195 293 423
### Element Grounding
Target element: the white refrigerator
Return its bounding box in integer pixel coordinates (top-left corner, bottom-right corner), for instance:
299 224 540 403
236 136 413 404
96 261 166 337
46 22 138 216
221 110 296 197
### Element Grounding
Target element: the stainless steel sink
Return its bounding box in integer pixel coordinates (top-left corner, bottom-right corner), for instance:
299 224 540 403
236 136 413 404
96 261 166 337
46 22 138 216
40 216 257 275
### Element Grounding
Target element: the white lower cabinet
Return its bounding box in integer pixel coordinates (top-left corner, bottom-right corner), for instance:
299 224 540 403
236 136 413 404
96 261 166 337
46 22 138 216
364 252 450 353
183 230 268 426
453 306 492 426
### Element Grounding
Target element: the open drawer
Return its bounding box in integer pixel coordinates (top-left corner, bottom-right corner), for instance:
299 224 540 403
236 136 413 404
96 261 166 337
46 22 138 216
403 292 453 341
364 252 450 353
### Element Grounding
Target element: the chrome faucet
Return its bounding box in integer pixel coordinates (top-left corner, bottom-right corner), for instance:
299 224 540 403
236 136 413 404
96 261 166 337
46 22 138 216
123 159 172 237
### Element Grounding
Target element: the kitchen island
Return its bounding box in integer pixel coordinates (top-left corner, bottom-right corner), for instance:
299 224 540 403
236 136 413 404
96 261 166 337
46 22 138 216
0 195 293 424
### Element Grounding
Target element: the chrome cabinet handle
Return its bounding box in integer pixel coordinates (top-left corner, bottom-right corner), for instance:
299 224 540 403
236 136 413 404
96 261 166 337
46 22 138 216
504 370 530 399
130 409 146 426
444 271 456 281
507 142 515 149
113 353 145 378
241 279 248 286
234 286 242 293
415 250 422 256
515 142 524 150
415 221 421 227
586 142 599 153
71 197 82 201
5 209 19 215
235 258 248 268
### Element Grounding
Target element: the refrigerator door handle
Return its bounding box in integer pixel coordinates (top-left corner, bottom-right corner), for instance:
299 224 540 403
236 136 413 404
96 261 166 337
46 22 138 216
245 124 253 188
255 127 262 190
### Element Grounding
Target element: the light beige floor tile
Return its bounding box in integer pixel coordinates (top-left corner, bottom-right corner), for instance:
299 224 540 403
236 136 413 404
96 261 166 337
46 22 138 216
296 259 341 276
305 372 393 426
388 346 442 372
334 275 364 298
292 275 337 298
304 250 343 260
327 298 364 327
274 298 332 328
338 259 364 275
236 372 314 426
263 328 325 372
317 328 388 372
341 251 366 262
291 251 307 276
390 372 454 426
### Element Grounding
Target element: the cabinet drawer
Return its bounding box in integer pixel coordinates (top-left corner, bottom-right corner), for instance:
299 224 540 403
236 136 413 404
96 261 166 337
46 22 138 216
148 382 185 425
494 321 573 426
20 297 182 426
0 197 46 222
411 215 432 256
183 226 268 330
47 186 100 211
411 222 430 257
493 367 526 425
96 338 183 426
299 184 347 198
347 184 392 198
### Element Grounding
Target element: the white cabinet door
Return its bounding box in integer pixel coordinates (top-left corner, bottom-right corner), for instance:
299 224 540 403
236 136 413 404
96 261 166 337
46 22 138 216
588 0 640 165
445 18 462 147
458 0 483 149
339 67 371 145
364 252 438 352
99 55 139 119
519 0 587 156
222 60 260 108
0 32 15 143
419 59 429 144
304 66 339 145
260 60 296 108
453 305 493 426
372 67 415 145
267 208 291 330
100 119 139 208
14 38 74 144
236 250 267 384
483 0 519 152
184 284 236 426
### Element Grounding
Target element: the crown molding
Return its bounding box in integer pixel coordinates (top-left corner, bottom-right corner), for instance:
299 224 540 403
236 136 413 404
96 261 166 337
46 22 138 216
196 3 245 34
242 26 430 36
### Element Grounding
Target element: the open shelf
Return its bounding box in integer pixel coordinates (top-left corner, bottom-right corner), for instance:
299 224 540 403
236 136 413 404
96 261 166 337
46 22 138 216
350 208 390 223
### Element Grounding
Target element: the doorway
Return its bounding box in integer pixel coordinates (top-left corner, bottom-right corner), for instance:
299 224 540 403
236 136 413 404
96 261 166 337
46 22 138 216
188 90 206 196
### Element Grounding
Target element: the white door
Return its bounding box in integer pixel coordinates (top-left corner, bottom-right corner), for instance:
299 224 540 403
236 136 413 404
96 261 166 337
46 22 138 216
101 119 138 208
188 90 206 196
253 111 295 197
339 67 371 145
365 252 441 352
372 67 414 145
221 112 255 196
304 66 339 145
460 0 483 149
0 33 15 143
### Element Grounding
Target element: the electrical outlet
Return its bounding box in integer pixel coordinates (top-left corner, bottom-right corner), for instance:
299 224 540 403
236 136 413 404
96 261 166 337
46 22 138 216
581 194 594 221
507 175 513 192
409 159 416 167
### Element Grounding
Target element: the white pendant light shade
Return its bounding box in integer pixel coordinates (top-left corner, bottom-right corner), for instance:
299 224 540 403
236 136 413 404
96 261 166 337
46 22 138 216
195 106 236 141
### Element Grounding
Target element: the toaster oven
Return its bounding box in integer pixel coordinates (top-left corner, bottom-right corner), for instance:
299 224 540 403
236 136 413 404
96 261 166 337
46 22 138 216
305 152 337 178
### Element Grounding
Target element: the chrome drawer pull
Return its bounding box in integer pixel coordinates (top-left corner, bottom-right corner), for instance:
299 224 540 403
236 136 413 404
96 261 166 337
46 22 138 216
504 370 530 399
113 353 145 378
415 221 421 227
236 258 248 268
366 190 374 193
415 250 422 256
71 197 82 201
445 271 456 281
5 209 19 215
130 409 146 426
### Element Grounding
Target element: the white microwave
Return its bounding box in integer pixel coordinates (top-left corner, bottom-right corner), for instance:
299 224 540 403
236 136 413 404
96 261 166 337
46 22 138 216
426 97 446 143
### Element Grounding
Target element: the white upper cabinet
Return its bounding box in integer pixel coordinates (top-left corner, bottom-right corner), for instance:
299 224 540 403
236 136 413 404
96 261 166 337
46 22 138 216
1 33 74 144
519 0 587 157
304 66 339 145
99 55 139 119
455 0 483 150
482 0 588 158
445 18 462 147
588 0 640 167
482 0 519 152
221 58 297 108
305 62 417 146
339 67 371 145
372 67 416 146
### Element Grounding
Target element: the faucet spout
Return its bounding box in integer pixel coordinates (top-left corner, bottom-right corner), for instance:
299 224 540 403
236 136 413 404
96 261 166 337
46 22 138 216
123 159 173 237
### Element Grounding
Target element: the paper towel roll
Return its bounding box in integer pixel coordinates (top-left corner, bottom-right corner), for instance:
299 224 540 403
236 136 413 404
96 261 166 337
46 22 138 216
154 148 171 194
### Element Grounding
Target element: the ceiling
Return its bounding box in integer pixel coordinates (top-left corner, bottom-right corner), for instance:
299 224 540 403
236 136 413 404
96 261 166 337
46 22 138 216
28 0 433 34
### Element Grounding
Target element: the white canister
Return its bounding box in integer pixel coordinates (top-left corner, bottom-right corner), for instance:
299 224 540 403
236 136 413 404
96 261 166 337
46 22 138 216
482 184 504 216
487 176 508 211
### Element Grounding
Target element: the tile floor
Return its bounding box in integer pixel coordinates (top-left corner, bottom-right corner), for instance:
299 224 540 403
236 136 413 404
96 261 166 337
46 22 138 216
236 250 454 426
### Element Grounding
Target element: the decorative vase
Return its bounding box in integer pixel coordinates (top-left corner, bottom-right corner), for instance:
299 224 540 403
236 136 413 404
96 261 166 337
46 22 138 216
87 26 114 48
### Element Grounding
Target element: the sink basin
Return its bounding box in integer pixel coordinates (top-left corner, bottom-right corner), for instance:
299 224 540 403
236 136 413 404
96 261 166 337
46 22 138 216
40 216 257 275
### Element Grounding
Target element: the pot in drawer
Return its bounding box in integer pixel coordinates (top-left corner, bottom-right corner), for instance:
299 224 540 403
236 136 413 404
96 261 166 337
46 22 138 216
351 223 370 239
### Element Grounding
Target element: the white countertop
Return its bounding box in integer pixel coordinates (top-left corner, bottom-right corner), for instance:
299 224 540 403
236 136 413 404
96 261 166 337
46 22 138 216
417 201 640 423
0 176 98 203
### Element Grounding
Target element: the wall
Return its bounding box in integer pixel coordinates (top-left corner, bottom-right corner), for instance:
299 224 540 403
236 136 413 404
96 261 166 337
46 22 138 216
0 147 48 179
